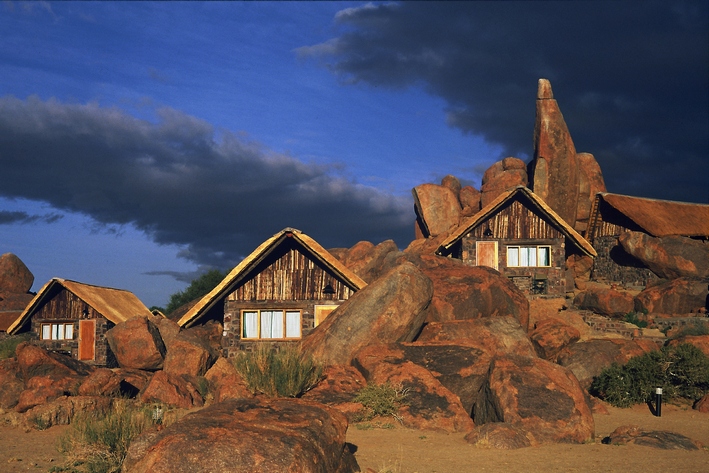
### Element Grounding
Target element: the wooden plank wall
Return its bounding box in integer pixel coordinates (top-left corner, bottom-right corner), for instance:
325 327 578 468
229 248 354 302
34 288 100 320
468 200 564 240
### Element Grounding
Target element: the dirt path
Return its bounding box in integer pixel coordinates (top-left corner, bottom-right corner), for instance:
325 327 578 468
0 404 707 472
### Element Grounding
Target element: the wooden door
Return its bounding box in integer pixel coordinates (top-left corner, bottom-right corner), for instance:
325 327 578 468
78 319 96 361
314 305 338 327
476 241 498 270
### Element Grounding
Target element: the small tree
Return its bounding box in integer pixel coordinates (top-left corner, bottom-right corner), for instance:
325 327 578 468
164 268 227 315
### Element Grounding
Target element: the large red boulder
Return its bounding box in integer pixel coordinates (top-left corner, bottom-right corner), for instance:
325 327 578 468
300 262 432 366
0 253 34 295
412 183 461 237
123 398 358 473
459 185 482 217
0 358 24 409
204 357 252 403
106 316 166 371
464 422 534 449
619 231 709 279
15 374 85 412
556 338 660 388
413 255 530 331
529 79 580 228
574 153 606 233
301 364 367 421
480 157 528 208
473 354 594 444
21 395 112 430
634 278 708 315
15 342 93 381
602 425 702 450
529 317 581 361
416 317 536 358
77 367 123 397
354 344 475 433
573 286 635 317
140 371 203 409
344 239 398 283
163 329 220 378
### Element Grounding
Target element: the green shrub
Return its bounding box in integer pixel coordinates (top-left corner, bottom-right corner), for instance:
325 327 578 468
0 333 32 359
353 382 409 422
623 311 648 328
232 344 323 398
671 320 709 339
58 400 159 473
590 343 709 407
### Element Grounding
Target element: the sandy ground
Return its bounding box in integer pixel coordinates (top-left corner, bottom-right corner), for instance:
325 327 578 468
0 403 707 472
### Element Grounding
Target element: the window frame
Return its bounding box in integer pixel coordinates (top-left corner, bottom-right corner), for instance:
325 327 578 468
40 322 75 340
240 309 302 340
506 245 552 268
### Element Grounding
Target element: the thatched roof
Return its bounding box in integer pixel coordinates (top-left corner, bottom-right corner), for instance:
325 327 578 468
588 192 709 238
178 228 367 328
7 278 152 334
438 186 596 257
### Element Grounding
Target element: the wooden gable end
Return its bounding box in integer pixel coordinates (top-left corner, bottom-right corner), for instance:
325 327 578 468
227 240 355 302
33 286 102 321
466 198 565 241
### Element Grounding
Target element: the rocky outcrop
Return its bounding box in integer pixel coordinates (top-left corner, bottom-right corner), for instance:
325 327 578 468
301 365 366 421
634 278 708 315
473 354 594 445
412 183 461 237
459 185 482 217
556 338 660 388
667 335 709 357
464 423 534 449
77 368 123 397
21 395 112 430
344 239 399 283
0 253 34 295
163 329 220 378
106 316 166 371
694 394 709 413
619 232 709 280
409 255 529 331
574 152 606 233
602 425 702 450
204 357 252 403
417 317 536 358
354 345 475 433
529 318 581 361
123 398 358 473
480 157 528 208
529 79 580 229
301 262 432 366
573 286 635 317
139 371 203 409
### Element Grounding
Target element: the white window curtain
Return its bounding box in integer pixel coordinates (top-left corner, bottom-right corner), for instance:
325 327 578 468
261 310 284 339
42 324 51 340
507 247 519 267
64 324 73 340
243 311 258 338
526 247 537 266
285 311 301 338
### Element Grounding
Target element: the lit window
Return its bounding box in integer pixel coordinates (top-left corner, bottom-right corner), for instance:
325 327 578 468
241 310 302 339
506 246 552 267
40 323 74 340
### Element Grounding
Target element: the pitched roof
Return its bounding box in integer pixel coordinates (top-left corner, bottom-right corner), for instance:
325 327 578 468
177 228 367 328
588 192 709 238
7 278 152 334
438 186 596 257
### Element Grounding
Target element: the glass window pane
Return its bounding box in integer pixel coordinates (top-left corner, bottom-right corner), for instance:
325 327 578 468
243 311 258 338
58 324 66 340
285 311 301 338
260 311 273 338
65 324 74 340
538 247 550 266
271 311 284 338
42 324 51 340
51 324 59 340
527 247 537 267
520 248 529 266
507 247 519 267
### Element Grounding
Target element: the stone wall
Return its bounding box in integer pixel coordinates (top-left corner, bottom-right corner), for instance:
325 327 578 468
591 236 658 288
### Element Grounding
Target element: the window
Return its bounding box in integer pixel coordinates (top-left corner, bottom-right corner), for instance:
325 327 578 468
241 310 302 339
40 323 74 340
506 246 551 267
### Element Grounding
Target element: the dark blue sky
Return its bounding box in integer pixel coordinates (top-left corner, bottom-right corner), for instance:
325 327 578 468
0 1 706 307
